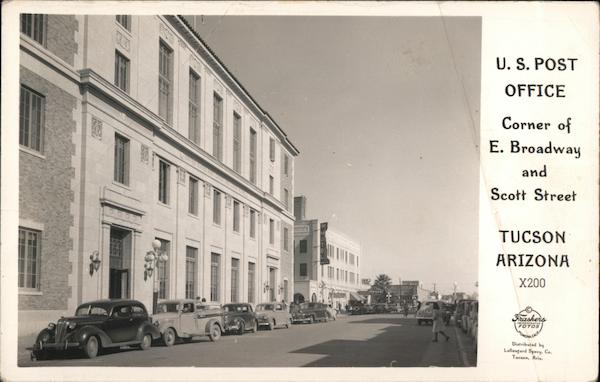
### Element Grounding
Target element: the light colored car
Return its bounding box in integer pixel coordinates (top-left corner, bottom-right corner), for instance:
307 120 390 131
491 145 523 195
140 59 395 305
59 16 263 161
152 299 224 346
255 302 291 330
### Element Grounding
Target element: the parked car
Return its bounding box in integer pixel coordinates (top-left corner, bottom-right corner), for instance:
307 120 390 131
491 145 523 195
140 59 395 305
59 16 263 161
31 299 160 360
255 302 291 330
291 302 328 324
153 299 224 346
222 303 257 334
416 300 447 325
454 299 474 331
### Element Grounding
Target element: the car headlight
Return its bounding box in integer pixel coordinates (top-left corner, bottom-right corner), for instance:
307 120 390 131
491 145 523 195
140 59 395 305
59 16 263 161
153 320 160 327
47 322 56 330
67 322 77 330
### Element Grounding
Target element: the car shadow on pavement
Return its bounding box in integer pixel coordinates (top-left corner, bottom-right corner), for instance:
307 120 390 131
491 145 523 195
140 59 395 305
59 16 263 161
290 322 458 367
348 316 412 325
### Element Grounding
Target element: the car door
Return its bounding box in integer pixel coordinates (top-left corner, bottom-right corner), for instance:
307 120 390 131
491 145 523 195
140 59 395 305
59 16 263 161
105 305 134 343
274 303 286 325
179 302 197 335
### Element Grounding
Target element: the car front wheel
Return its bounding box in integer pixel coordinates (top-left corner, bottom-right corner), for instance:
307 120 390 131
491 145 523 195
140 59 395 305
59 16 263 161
84 336 99 359
209 324 221 342
163 328 176 347
140 333 152 350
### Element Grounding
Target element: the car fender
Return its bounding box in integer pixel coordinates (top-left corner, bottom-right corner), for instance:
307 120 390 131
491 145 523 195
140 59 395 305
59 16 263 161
137 322 161 340
74 326 112 347
204 318 222 333
156 319 177 335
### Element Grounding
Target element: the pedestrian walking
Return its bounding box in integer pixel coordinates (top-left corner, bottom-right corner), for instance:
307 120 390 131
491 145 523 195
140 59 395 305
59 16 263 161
432 302 450 342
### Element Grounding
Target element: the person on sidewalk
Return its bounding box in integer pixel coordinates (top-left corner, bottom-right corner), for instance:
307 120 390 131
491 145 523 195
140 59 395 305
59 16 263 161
432 302 450 342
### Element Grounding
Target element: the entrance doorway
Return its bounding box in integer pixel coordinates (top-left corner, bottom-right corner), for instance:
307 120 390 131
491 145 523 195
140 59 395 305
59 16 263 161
109 227 132 299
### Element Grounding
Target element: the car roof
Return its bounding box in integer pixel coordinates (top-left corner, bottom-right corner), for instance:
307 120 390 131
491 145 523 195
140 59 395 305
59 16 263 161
77 299 145 309
158 299 195 304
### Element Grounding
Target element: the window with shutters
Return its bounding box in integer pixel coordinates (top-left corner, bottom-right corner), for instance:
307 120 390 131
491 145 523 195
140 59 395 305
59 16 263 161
156 238 170 299
114 51 130 93
233 200 240 232
210 253 220 302
188 177 199 215
185 246 197 299
213 189 221 225
231 258 239 302
114 134 130 185
269 137 275 162
19 86 45 153
249 128 257 183
189 70 201 144
269 219 275 245
299 263 307 277
249 209 256 238
299 239 308 253
158 160 170 204
213 93 223 161
233 112 242 173
21 14 46 45
248 262 256 303
18 227 41 290
158 41 173 124
116 15 131 31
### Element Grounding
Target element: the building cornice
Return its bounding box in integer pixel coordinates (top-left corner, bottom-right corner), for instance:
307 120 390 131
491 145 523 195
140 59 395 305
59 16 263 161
20 36 80 84
165 15 300 157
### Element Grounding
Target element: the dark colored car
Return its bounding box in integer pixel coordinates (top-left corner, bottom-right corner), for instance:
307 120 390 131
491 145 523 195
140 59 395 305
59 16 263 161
222 303 257 334
291 302 328 324
31 299 160 360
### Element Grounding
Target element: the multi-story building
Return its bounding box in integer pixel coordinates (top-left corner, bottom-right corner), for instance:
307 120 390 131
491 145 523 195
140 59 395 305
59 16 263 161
17 14 298 336
293 196 361 310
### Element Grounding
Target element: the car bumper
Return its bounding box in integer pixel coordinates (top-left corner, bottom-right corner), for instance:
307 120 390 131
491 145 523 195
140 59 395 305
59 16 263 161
33 340 81 352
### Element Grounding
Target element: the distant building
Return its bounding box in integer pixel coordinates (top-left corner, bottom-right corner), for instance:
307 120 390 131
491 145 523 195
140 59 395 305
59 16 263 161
293 196 362 308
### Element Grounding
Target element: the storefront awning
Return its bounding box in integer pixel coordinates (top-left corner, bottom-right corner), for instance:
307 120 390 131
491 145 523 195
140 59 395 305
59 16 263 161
349 291 365 301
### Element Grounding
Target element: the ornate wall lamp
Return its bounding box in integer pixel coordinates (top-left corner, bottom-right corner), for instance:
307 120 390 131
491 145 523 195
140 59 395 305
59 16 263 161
144 239 168 313
88 250 101 275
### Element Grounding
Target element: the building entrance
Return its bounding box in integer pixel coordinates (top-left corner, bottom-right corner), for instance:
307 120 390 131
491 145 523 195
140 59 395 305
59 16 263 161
109 227 132 298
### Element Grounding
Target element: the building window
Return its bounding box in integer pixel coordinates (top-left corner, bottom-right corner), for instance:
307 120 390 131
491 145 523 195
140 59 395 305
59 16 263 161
210 253 220 302
158 160 170 204
284 188 289 209
299 239 308 253
299 263 307 277
19 85 45 153
233 112 242 173
269 137 275 162
158 41 173 124
114 134 130 185
336 268 339 281
231 258 239 302
248 262 256 303
20 14 46 45
283 227 289 251
185 246 197 299
269 176 274 195
213 189 221 225
249 209 256 238
284 155 289 176
233 200 240 232
18 227 41 290
249 128 257 183
269 219 275 245
189 70 201 144
213 93 223 161
157 239 170 299
189 177 199 215
114 51 130 93
115 15 131 31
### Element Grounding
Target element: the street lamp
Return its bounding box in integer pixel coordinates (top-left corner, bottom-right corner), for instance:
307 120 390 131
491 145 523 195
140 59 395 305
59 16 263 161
144 239 168 314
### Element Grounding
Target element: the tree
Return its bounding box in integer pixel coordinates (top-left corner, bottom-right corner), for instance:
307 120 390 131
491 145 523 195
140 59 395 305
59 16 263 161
369 274 392 303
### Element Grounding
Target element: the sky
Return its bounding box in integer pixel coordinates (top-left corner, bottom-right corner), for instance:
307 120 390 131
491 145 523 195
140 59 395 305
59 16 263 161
190 16 481 295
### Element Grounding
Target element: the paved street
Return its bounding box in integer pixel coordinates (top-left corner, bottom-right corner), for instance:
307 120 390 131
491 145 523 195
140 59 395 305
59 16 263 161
19 314 476 367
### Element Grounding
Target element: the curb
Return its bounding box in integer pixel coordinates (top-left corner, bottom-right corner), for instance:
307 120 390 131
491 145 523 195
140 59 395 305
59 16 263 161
453 325 471 367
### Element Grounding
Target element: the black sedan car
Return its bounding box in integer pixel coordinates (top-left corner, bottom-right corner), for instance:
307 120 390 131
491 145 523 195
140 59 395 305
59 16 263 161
222 303 257 334
291 302 328 324
31 299 160 360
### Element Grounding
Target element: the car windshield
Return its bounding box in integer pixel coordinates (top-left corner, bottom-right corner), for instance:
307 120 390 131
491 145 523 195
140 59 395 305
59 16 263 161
224 305 248 313
256 304 273 311
76 305 108 316
157 303 179 313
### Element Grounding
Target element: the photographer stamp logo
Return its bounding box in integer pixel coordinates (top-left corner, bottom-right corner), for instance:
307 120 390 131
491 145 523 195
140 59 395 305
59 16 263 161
512 306 546 338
